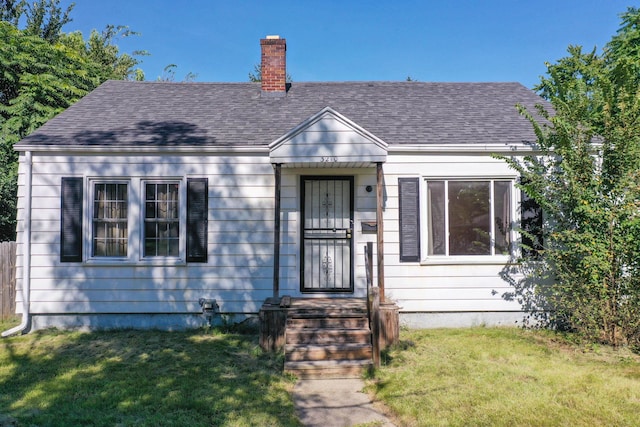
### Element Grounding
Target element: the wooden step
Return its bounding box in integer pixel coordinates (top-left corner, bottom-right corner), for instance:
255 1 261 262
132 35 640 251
287 308 368 318
288 298 367 310
281 298 373 379
287 316 369 330
284 359 373 379
285 343 372 362
286 328 371 345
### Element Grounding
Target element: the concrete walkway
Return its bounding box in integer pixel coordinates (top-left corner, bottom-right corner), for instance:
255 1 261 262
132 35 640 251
293 378 396 427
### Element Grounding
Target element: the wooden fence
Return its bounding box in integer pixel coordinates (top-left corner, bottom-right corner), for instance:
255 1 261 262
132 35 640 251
0 242 17 319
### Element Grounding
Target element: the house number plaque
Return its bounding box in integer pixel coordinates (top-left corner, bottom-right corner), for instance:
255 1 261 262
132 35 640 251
321 156 338 163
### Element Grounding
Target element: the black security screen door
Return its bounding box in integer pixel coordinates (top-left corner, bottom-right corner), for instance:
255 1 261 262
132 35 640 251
301 177 354 292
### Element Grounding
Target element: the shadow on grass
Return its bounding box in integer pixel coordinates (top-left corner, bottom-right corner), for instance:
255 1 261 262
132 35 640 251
0 329 300 427
380 339 415 366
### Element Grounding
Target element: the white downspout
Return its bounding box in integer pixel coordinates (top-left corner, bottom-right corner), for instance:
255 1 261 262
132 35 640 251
2 151 32 337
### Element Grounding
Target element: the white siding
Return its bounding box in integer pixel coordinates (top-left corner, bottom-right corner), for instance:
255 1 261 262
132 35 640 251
15 148 525 326
275 153 522 314
381 152 523 313
17 152 278 316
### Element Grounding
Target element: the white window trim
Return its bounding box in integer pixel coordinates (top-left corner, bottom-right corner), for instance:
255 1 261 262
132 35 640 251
138 178 187 264
84 177 187 266
419 176 518 265
85 178 134 264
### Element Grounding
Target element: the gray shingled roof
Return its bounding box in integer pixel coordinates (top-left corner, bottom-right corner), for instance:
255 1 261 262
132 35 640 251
16 80 548 148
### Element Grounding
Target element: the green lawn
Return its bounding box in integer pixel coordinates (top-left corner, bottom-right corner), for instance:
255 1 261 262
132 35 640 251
2 319 640 427
0 319 300 427
369 327 640 427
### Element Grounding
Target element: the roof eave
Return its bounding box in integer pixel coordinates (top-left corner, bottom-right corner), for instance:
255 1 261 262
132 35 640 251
387 142 540 154
13 144 271 154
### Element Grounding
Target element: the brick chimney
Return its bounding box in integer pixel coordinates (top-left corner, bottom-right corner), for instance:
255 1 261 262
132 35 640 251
260 35 287 95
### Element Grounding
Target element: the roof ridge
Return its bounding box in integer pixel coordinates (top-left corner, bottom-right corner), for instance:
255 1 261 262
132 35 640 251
103 79 527 87
104 79 257 86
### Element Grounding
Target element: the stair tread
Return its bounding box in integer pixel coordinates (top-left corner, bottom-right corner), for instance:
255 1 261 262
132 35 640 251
287 326 371 334
286 332 369 337
285 359 373 368
287 324 368 330
288 313 367 319
289 318 367 321
286 342 371 349
287 328 369 332
285 346 372 356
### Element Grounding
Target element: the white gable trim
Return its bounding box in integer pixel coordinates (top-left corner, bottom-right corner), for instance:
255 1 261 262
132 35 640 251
269 107 388 167
388 143 539 154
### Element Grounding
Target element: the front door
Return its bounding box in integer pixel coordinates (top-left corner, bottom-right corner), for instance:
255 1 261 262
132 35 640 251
301 177 354 292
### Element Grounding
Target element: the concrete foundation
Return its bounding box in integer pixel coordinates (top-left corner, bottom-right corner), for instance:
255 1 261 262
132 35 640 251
23 311 533 333
28 313 253 332
400 311 530 329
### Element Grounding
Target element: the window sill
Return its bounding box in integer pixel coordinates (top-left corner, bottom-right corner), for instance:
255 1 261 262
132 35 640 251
139 257 187 266
84 257 187 267
420 255 512 266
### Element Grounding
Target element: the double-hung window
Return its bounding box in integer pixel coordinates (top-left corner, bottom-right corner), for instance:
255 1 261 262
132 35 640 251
144 182 180 257
92 182 129 257
61 177 208 263
426 179 511 256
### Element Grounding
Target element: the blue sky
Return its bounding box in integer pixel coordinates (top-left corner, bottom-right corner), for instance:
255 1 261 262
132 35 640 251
62 0 634 88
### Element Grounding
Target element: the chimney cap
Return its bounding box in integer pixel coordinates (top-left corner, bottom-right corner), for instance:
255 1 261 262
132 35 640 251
266 35 280 39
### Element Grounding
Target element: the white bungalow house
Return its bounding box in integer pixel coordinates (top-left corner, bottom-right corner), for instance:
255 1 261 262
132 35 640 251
6 36 547 333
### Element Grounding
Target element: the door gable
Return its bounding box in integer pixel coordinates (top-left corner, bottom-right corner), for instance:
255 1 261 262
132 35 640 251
269 107 388 167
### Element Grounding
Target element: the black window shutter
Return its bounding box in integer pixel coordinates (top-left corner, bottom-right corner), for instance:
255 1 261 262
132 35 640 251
398 177 420 262
187 178 208 263
60 177 83 262
521 187 544 259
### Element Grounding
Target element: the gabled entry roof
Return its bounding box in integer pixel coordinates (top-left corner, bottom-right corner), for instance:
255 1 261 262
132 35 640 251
269 107 387 167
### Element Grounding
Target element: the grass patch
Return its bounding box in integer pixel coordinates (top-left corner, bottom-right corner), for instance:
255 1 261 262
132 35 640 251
0 327 300 426
5 324 639 426
369 327 640 427
0 316 21 332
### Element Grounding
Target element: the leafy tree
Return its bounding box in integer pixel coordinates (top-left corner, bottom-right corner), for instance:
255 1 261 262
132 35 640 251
67 24 147 81
0 1 145 240
0 0 25 26
0 22 97 240
157 63 197 82
501 7 640 348
24 0 73 42
1 0 73 42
